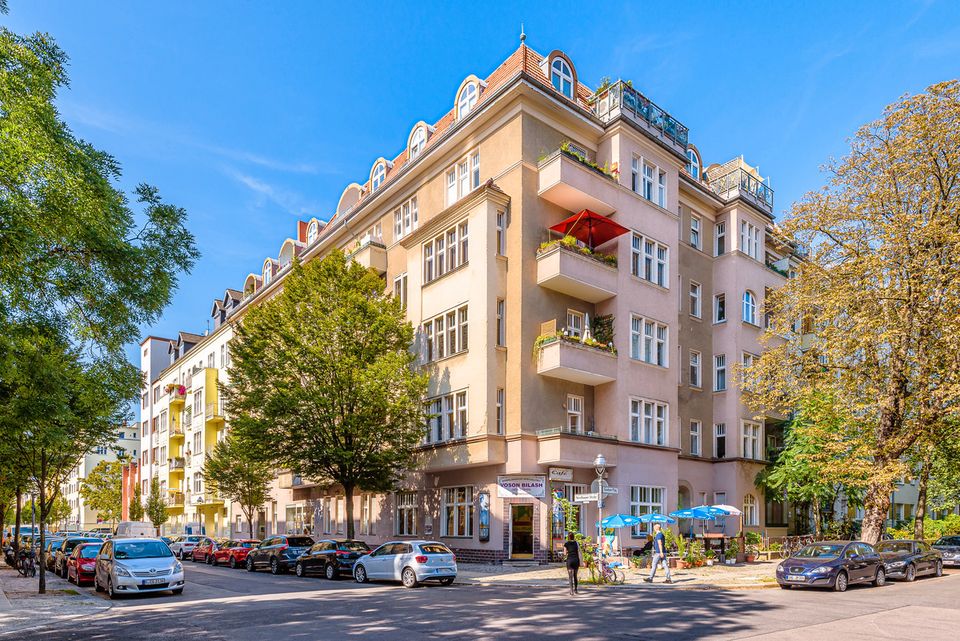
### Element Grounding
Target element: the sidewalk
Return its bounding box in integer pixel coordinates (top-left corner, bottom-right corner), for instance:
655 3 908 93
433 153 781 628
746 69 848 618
0 564 111 636
458 560 780 590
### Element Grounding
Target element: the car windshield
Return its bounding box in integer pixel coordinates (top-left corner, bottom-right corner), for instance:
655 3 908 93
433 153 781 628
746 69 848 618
877 542 913 554
287 537 314 547
796 544 845 558
79 545 102 559
185 536 203 543
339 541 370 552
66 538 100 551
115 541 173 559
236 541 258 548
935 536 960 546
419 544 452 555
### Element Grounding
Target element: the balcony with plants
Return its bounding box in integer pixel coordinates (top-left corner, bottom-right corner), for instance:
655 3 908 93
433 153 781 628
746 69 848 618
590 79 689 157
534 315 617 386
348 236 387 275
537 142 621 215
537 235 618 303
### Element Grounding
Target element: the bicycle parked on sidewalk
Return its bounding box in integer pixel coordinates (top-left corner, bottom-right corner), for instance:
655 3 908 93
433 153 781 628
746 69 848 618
597 556 625 585
16 548 36 577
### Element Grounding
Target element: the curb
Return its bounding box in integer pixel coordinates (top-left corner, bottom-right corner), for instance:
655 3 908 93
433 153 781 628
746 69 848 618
460 580 779 591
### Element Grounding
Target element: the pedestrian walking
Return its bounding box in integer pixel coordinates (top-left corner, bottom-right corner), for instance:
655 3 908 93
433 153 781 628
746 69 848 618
563 533 581 595
642 523 673 584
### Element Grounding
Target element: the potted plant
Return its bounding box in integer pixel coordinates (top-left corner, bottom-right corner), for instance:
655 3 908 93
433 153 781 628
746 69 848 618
705 549 716 566
745 545 758 563
725 539 739 564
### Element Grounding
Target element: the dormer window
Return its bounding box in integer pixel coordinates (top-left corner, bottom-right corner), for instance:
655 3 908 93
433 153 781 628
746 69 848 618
308 221 318 244
686 148 701 180
372 162 386 191
263 261 273 286
457 83 478 119
410 127 426 159
550 58 574 99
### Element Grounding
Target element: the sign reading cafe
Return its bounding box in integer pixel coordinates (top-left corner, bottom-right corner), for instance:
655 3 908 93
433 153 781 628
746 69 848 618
497 475 546 498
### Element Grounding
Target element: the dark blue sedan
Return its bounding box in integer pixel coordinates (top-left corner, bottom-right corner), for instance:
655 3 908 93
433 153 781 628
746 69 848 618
776 541 886 592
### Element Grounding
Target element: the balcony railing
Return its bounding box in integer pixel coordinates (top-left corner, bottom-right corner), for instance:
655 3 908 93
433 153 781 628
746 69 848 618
168 457 185 470
169 424 184 437
708 168 774 213
536 426 618 442
591 80 689 153
536 242 618 303
205 402 224 422
165 492 185 507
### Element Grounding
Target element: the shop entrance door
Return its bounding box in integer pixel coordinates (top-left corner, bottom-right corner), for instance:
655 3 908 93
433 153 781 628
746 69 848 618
510 504 534 559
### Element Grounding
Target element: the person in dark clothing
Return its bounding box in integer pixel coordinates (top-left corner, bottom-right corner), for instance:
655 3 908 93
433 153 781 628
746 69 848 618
563 533 581 595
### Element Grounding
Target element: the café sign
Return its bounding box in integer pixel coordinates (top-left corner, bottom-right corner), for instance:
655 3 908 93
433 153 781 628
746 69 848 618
497 475 546 498
548 467 573 482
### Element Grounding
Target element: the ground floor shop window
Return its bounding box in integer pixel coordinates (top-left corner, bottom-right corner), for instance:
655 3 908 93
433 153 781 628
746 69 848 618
442 486 473 537
396 492 417 536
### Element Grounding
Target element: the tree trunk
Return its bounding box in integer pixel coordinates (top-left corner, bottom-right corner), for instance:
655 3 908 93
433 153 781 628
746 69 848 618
861 479 893 545
13 487 22 556
247 506 255 540
39 450 47 594
914 453 933 541
812 495 822 539
344 484 355 539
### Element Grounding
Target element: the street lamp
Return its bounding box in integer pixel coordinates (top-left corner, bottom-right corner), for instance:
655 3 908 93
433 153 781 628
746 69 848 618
594 454 606 545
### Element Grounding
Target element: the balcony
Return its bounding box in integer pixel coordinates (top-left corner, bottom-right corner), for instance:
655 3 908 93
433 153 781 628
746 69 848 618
538 149 618 215
707 161 774 215
536 426 619 468
166 385 187 409
205 401 224 426
536 242 618 303
164 492 185 508
169 424 184 440
591 80 689 157
168 457 185 471
534 334 617 385
193 491 224 506
419 435 507 472
349 239 387 275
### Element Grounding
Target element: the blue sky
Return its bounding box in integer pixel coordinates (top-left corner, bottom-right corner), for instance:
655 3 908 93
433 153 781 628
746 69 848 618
5 1 960 366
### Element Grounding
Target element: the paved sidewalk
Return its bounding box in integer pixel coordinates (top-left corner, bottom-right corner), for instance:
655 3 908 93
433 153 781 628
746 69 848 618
0 564 111 635
457 560 780 590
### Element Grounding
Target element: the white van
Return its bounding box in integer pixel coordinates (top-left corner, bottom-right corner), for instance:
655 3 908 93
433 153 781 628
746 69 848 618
113 521 155 538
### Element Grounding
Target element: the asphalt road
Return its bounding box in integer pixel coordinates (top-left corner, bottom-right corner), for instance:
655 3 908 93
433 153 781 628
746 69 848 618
9 562 960 640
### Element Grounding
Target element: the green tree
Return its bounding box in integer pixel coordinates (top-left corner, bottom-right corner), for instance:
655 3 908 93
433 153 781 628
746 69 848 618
204 434 272 539
145 477 168 534
226 252 428 539
128 484 144 522
80 460 124 528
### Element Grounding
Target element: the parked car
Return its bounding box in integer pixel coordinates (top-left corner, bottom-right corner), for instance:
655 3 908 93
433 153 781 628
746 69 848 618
877 539 943 581
294 539 371 579
114 521 155 538
43 538 65 571
191 538 229 564
353 541 457 588
932 535 960 567
66 542 102 586
54 537 102 577
776 541 885 591
168 535 205 560
93 537 184 599
160 536 174 546
212 539 260 569
245 535 315 574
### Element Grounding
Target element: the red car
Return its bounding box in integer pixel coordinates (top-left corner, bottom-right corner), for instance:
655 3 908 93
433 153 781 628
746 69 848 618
191 537 229 564
66 542 102 586
212 539 260 569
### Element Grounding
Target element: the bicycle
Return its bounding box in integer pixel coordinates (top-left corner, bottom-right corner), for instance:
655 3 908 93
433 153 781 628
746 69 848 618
17 548 36 577
597 556 625 585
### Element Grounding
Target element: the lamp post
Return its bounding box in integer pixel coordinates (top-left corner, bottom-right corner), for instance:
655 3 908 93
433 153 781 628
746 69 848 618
594 453 606 546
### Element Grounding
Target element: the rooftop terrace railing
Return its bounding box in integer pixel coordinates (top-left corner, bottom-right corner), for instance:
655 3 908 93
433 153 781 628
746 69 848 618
708 167 774 213
591 80 689 154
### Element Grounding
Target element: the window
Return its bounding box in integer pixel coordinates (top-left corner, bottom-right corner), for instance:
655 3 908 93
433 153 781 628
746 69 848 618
308 221 319 244
457 82 478 119
336 498 344 534
742 352 756 369
141 393 148 409
657 169 667 208
193 390 203 414
566 309 584 339
690 421 702 456
471 151 480 189
566 394 583 433
630 233 669 287
396 492 417 536
743 494 758 526
193 431 202 454
550 57 574 98
496 299 505 347
714 294 726 323
714 491 727 505
496 388 504 435
159 411 168 432
360 495 372 535
409 127 426 159
742 290 757 325
690 215 701 249
207 352 215 368
424 391 468 443
423 305 468 361
220 345 225 368
446 169 457 206
456 391 468 438
630 486 665 536
714 354 727 391
686 148 700 180
371 162 386 191
740 220 762 261
458 160 468 200
715 222 726 256
630 315 668 367
393 273 408 309
629 398 667 446
442 487 474 537
423 220 468 283
263 261 272 286
715 424 727 459
642 162 655 201
689 282 701 318
742 421 761 460
689 350 701 388
496 211 506 255
153 386 160 402
393 196 418 240
193 472 203 494
631 156 639 192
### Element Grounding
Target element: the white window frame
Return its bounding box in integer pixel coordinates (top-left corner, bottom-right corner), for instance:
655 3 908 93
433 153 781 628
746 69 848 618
630 232 669 288
714 294 726 323
457 83 478 119
642 162 655 201
424 390 468 443
740 220 762 261
742 420 761 460
360 495 372 535
715 222 726 256
690 420 702 456
396 492 417 536
550 57 574 98
566 394 583 433
657 168 667 208
423 304 468 362
714 354 727 391
686 148 700 180
496 388 504 435
372 162 386 191
689 350 701 388
742 290 757 325
566 309 584 339
495 211 506 256
441 486 474 537
630 315 668 367
423 219 468 284
714 424 727 459
690 215 701 249
743 494 759 526
393 273 408 309
496 298 505 347
689 281 702 318
629 397 667 446
630 486 665 537
409 127 426 159
307 221 318 244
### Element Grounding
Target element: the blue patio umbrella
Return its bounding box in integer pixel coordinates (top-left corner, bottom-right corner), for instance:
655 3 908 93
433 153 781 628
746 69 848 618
597 513 642 528
669 506 720 520
638 512 676 524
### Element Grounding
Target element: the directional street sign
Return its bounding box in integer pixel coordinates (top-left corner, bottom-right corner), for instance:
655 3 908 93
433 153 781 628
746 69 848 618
574 493 599 502
602 486 619 495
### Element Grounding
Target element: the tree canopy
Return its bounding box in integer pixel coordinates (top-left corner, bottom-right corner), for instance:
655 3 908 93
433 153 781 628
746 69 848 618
145 477 168 533
80 460 124 527
204 433 273 539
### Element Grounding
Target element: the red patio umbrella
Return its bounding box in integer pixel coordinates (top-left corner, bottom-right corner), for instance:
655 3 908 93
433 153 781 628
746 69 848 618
548 209 629 250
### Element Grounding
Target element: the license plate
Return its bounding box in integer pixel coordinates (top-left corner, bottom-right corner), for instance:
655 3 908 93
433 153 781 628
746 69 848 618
787 575 805 582
142 578 165 585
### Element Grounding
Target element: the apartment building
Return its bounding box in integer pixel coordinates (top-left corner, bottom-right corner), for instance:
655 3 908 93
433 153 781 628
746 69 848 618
130 43 802 557
60 426 139 531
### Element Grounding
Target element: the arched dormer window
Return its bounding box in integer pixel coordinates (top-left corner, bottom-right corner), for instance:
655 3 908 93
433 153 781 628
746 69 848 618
742 290 757 325
307 221 318 245
409 126 426 159
551 57 574 99
457 83 478 119
371 162 386 192
686 148 701 180
263 260 273 286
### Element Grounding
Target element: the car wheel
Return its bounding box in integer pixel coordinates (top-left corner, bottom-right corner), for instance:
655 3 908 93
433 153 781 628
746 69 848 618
94 575 103 592
66 570 73 584
295 562 305 578
355 564 368 583
230 556 238 569
779 584 791 589
439 577 454 586
177 550 183 560
206 554 214 565
172 588 183 595
874 568 886 587
325 563 338 581
905 563 916 582
834 571 848 592
246 557 255 572
401 567 418 588
107 578 118 600
935 561 943 577
270 557 281 575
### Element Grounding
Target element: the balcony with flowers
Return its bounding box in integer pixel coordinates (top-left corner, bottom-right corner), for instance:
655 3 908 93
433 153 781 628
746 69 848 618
534 317 617 386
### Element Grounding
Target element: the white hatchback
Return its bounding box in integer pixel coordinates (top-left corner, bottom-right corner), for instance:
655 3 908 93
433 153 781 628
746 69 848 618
354 541 457 588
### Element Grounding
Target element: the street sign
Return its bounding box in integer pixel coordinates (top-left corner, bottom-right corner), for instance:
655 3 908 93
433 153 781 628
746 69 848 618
574 493 599 502
602 486 619 495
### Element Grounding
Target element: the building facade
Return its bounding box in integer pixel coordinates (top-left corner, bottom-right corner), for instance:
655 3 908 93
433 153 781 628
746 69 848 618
130 44 804 557
61 426 139 531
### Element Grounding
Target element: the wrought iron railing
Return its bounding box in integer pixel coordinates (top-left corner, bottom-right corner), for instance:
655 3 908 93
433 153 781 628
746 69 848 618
591 81 689 151
708 168 774 212
536 425 618 441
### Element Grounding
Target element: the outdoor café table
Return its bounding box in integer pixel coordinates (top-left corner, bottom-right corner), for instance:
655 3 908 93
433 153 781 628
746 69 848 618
700 532 727 562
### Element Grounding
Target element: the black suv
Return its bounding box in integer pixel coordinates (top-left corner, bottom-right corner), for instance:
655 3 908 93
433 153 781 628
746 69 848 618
294 539 371 579
245 535 315 574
